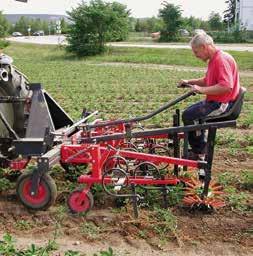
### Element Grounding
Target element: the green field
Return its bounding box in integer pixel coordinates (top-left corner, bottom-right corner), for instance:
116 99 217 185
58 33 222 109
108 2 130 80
4 42 253 128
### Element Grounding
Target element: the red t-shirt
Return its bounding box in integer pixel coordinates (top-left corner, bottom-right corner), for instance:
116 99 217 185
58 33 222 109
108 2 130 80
204 50 240 103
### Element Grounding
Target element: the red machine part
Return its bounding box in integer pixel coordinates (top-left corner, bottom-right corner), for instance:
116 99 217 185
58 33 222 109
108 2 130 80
9 159 30 170
67 188 94 213
61 121 225 214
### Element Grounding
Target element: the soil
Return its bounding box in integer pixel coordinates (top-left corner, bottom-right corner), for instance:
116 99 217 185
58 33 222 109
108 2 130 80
0 202 252 256
0 139 252 256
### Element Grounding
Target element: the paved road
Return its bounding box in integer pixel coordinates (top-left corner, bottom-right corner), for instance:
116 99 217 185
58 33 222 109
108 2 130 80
8 35 67 45
8 35 253 52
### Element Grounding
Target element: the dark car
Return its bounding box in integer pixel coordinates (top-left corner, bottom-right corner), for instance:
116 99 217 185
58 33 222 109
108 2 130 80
33 30 44 36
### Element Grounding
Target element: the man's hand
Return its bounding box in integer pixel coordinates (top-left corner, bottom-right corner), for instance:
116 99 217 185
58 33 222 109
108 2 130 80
190 84 204 94
178 80 189 87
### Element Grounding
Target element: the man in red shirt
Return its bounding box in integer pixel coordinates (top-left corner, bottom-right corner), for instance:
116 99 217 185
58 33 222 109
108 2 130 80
179 33 240 161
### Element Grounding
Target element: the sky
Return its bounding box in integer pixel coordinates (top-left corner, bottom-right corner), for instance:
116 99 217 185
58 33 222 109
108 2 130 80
1 0 228 20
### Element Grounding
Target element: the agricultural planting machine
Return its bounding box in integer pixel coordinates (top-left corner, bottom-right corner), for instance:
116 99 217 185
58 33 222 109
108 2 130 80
0 54 246 217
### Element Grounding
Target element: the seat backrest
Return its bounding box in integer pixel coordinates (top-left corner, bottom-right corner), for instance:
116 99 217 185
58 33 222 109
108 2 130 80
205 87 247 122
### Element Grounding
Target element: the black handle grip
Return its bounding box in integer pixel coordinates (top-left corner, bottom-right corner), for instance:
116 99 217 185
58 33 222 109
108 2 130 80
177 82 192 88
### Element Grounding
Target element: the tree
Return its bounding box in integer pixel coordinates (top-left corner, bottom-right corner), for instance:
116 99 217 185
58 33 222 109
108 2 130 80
134 19 148 33
208 12 223 31
107 1 130 41
30 18 42 33
182 16 210 32
67 0 130 56
0 11 10 38
158 1 183 41
14 16 30 35
146 17 164 33
223 0 236 25
60 18 69 34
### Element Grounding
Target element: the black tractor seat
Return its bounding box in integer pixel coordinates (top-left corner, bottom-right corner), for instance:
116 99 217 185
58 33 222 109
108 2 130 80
204 87 246 122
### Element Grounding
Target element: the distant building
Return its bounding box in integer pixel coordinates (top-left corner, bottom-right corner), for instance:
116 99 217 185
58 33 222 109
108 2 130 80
235 0 253 31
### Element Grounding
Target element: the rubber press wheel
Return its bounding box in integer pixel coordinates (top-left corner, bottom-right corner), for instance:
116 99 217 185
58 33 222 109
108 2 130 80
16 170 57 210
67 189 94 214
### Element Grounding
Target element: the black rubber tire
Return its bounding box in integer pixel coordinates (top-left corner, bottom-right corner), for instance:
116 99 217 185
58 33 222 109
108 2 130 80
67 188 94 214
0 65 29 138
16 170 57 210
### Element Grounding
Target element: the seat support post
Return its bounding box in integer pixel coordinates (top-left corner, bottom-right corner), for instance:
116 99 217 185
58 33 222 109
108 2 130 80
202 126 217 199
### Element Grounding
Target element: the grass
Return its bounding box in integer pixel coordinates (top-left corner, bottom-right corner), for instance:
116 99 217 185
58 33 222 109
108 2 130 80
3 42 253 129
91 47 253 71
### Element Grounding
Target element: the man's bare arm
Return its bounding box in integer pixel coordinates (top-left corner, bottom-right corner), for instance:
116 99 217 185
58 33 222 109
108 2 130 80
187 78 206 87
192 84 232 95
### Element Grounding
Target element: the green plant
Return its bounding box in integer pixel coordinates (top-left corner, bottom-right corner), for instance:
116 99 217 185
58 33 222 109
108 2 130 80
64 251 82 256
80 222 100 239
151 207 177 237
224 187 249 211
14 220 33 231
138 230 148 239
20 239 58 256
0 233 16 256
136 187 161 209
91 184 105 203
0 177 12 192
168 184 184 206
218 172 238 186
94 247 114 256
240 170 253 190
55 205 67 223
0 39 10 49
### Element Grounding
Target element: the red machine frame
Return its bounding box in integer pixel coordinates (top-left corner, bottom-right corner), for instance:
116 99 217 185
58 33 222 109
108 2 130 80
13 90 237 216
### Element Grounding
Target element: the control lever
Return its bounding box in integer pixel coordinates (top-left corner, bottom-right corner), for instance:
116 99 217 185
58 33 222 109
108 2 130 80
177 82 192 88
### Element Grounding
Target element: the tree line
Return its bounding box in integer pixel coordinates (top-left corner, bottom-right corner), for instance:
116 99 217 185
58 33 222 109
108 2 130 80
0 0 244 56
0 12 69 36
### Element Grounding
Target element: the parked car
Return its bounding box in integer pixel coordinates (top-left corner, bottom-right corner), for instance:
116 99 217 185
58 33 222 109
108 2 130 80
179 29 190 37
33 30 44 36
12 32 23 37
192 29 206 36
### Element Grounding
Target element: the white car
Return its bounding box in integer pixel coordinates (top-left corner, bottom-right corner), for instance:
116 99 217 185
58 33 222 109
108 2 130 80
179 29 190 37
12 32 23 37
192 29 206 36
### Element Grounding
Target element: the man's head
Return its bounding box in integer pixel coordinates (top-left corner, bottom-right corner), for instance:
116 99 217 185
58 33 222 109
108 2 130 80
190 33 215 62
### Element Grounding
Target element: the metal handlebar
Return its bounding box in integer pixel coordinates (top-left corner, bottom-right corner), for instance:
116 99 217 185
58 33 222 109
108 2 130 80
83 90 195 129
